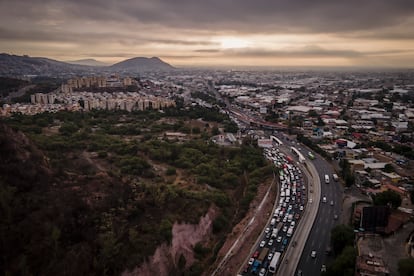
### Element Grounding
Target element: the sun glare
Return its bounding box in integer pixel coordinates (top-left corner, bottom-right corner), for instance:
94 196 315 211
219 37 250 49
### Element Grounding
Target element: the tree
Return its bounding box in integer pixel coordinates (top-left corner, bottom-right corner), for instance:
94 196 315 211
211 126 220 136
324 246 356 276
383 164 395 173
373 190 402 209
316 116 325 126
410 190 414 204
398 258 414 276
308 109 318 117
331 225 355 255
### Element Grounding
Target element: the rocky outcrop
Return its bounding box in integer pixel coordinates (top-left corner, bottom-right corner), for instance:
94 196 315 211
123 206 217 276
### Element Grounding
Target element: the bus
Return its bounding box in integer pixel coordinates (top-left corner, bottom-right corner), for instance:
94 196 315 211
268 252 281 273
270 135 283 146
308 151 315 160
291 146 306 163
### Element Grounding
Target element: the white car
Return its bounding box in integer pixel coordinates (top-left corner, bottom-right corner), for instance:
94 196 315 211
259 268 266 276
322 196 327 203
265 227 270 233
277 236 282 243
260 240 266 248
248 257 254 265
268 252 274 260
311 250 317 258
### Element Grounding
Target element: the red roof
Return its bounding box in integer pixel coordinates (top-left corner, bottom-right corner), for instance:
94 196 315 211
352 133 363 139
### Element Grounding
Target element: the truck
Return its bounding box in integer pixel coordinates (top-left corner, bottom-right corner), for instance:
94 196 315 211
258 248 269 263
268 252 281 273
271 228 278 238
287 226 294 237
285 189 290 198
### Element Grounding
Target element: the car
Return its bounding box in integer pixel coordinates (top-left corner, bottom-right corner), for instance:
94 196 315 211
334 214 338 220
268 252 274 261
321 264 326 272
260 240 266 247
322 196 327 203
248 257 254 265
282 238 288 246
309 198 313 204
268 239 274 246
253 250 259 258
277 236 282 243
330 200 334 206
311 250 317 258
266 232 271 239
265 227 270 234
259 268 266 276
297 269 303 276
295 213 300 220
283 226 288 232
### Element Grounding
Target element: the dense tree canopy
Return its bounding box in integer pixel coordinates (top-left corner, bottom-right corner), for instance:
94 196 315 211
330 224 355 255
373 190 402 209
398 258 414 276
0 106 268 275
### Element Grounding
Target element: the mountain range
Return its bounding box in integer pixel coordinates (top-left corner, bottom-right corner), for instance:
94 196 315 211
0 53 175 76
66 59 110 67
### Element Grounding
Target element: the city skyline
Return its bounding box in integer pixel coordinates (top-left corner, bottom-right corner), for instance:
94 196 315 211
1 0 414 68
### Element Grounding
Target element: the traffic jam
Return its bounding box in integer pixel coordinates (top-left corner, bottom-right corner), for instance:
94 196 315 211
242 146 307 276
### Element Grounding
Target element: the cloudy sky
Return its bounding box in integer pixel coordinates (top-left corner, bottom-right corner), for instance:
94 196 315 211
1 0 414 67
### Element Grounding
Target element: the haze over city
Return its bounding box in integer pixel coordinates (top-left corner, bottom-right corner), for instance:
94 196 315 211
1 0 414 68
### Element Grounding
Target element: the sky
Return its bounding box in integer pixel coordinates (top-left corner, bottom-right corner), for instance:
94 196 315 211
1 0 414 68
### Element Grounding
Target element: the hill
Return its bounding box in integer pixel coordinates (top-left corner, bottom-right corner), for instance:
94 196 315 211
110 56 174 71
67 58 109 67
0 108 272 275
0 54 174 75
0 53 95 76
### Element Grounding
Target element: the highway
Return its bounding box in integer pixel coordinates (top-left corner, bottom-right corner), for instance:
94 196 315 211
221 112 343 276
238 135 323 276
295 151 344 276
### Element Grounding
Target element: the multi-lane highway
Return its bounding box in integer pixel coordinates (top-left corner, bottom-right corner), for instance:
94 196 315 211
295 151 344 276
230 126 343 276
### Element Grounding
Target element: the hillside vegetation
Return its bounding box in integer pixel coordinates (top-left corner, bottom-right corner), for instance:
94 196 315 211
0 106 273 275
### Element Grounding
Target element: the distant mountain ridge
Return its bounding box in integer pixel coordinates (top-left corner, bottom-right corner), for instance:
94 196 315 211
0 53 93 76
0 53 174 76
109 56 174 71
67 59 109 67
